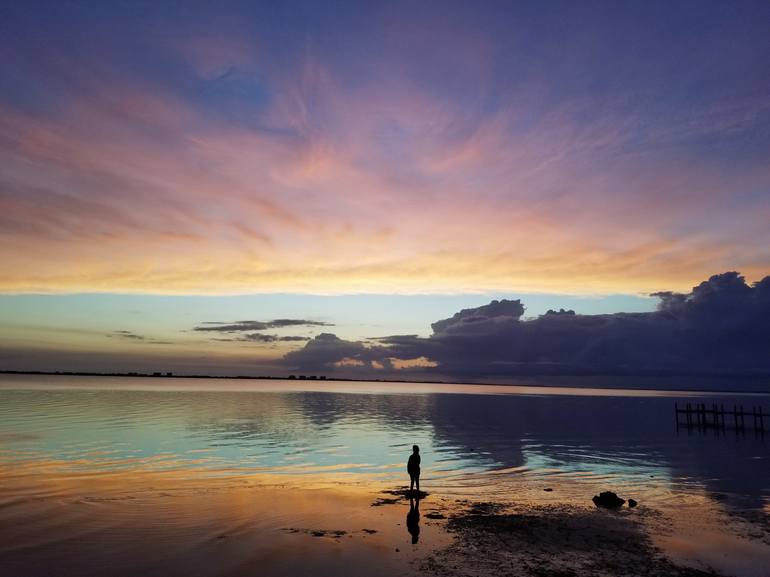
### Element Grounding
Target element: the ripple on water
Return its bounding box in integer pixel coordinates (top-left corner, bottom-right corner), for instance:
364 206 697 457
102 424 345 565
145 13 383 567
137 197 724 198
0 379 768 510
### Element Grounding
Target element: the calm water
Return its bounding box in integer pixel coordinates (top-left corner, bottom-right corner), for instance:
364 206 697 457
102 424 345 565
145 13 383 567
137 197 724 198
2 375 770 577
1 375 768 508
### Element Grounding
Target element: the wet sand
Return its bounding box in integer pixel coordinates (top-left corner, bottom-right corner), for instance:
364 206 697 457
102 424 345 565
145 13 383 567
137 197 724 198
2 460 770 577
0 466 449 577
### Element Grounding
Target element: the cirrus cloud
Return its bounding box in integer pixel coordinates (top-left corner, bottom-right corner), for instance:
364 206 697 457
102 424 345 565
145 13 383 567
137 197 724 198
1 3 769 295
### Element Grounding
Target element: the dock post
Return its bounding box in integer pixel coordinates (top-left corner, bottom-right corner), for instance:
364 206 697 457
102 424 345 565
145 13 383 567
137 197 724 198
675 402 679 430
720 404 726 430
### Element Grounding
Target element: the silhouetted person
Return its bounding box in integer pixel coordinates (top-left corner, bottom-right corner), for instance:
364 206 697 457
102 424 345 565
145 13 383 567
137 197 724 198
407 444 420 494
406 496 420 544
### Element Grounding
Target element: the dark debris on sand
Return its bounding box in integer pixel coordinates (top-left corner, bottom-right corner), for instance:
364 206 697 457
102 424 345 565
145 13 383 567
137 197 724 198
465 501 506 515
423 503 723 577
282 528 348 539
371 497 401 507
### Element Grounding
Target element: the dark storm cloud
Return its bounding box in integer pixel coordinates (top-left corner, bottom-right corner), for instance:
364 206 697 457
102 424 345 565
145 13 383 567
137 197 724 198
370 335 421 345
194 319 333 332
430 299 526 333
283 272 770 377
283 333 395 370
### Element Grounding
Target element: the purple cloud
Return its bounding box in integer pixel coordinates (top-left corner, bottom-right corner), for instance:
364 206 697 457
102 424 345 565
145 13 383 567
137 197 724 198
283 272 770 377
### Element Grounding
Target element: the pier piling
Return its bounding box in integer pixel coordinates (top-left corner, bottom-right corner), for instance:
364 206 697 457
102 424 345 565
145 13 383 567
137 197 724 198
675 403 767 434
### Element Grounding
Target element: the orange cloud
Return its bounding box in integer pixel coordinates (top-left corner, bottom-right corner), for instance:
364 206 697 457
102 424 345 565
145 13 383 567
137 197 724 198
390 356 438 370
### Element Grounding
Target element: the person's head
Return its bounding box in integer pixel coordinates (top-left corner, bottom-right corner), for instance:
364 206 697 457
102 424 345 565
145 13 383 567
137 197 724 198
412 444 419 454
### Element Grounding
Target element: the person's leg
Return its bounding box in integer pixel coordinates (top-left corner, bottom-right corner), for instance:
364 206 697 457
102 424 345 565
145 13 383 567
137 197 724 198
410 475 414 492
416 475 420 493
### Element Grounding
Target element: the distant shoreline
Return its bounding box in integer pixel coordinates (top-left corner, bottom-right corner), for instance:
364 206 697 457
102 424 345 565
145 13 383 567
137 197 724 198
1 369 768 394
0 368 415 383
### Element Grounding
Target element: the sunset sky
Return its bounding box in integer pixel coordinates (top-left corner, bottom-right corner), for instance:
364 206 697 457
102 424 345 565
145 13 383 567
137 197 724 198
1 1 768 378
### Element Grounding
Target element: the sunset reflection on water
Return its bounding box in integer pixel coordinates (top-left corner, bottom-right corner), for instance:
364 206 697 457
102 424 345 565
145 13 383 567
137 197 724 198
1 375 768 577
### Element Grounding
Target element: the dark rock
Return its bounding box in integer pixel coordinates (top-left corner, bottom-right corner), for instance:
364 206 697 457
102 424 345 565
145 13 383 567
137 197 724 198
544 488 553 492
628 499 638 508
592 491 626 508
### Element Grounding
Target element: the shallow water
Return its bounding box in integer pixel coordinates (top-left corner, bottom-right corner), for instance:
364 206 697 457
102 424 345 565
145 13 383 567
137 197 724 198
1 374 769 576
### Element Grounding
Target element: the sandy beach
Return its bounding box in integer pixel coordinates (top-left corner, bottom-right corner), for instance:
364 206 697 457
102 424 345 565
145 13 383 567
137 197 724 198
2 458 770 577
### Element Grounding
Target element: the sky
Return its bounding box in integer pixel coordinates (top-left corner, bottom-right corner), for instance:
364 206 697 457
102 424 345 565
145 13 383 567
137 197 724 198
1 1 769 379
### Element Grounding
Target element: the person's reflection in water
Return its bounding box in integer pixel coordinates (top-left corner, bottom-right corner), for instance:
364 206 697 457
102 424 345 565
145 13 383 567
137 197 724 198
406 496 420 544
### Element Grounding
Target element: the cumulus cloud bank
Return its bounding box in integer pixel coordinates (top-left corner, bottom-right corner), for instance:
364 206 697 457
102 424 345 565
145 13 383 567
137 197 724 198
283 272 770 377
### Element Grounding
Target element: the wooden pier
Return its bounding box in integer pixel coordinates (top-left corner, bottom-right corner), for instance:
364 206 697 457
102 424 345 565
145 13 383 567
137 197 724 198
675 402 767 433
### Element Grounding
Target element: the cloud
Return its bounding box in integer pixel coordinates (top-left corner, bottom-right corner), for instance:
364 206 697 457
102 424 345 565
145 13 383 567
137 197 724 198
107 330 175 346
236 333 311 343
1 4 769 295
430 299 526 334
109 330 146 340
194 319 332 332
390 356 438 370
283 272 770 377
283 333 394 371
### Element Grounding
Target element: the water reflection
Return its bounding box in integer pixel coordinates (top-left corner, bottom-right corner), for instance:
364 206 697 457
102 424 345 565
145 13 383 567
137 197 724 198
407 496 420 544
0 377 768 511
